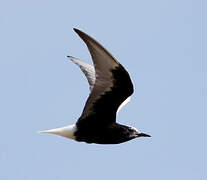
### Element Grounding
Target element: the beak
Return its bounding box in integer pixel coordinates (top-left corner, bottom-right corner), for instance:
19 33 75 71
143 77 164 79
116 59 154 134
138 132 151 137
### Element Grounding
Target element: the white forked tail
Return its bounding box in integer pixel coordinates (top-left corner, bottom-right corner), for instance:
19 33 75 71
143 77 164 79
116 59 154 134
38 124 77 140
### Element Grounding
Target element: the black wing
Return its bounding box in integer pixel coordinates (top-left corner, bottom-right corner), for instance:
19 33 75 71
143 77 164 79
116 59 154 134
74 28 134 126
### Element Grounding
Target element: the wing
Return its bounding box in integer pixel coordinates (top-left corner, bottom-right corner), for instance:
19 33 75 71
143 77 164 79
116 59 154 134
69 56 131 113
73 28 134 126
68 56 95 91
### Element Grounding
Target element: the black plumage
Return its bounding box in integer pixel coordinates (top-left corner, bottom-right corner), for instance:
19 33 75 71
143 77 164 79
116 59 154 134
39 28 150 144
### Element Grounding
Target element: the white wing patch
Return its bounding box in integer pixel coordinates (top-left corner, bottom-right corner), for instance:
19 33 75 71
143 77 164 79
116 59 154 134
117 96 131 113
68 56 96 91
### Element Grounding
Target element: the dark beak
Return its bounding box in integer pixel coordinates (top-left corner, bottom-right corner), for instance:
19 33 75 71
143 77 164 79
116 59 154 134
138 133 151 137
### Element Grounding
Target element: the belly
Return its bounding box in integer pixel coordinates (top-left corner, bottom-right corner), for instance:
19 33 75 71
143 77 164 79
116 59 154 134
74 126 128 144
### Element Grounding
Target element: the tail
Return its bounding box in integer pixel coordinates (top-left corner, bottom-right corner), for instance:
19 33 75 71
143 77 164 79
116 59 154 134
38 124 77 140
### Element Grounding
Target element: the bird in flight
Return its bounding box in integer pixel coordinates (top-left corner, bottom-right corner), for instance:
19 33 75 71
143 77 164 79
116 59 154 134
39 28 150 144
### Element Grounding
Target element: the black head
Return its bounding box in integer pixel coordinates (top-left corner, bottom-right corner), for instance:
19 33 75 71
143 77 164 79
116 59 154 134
127 126 151 139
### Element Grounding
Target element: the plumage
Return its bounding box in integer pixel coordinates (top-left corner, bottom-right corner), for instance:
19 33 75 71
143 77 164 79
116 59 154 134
39 28 150 144
68 56 131 114
68 56 95 91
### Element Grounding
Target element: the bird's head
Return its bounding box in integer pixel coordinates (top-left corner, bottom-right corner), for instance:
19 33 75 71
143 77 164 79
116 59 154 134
128 126 151 139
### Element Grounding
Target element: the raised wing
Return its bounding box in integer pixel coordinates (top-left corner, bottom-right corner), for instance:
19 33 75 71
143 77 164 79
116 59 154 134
68 56 95 91
69 56 131 113
73 28 134 126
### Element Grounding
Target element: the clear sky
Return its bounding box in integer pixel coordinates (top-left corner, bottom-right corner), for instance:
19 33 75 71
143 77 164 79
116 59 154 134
1 0 206 179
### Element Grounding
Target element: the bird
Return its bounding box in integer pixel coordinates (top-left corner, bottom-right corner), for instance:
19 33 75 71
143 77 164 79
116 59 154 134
39 28 150 144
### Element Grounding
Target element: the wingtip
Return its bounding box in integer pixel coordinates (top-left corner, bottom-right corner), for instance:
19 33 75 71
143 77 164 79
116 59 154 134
67 55 73 59
73 28 89 40
73 28 81 34
67 56 76 62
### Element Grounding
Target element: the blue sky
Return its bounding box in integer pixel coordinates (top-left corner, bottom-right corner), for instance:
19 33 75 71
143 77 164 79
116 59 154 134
1 0 207 179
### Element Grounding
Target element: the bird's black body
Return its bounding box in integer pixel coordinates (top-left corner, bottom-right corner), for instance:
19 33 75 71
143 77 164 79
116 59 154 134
74 65 136 144
40 28 150 144
75 122 137 144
